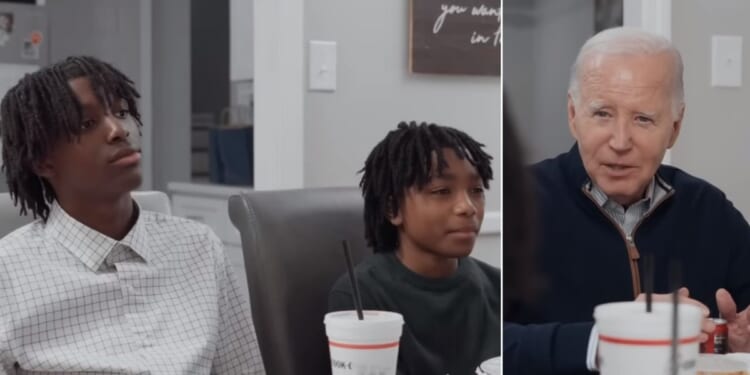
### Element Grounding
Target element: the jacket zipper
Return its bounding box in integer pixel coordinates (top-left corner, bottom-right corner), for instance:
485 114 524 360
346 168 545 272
581 186 675 298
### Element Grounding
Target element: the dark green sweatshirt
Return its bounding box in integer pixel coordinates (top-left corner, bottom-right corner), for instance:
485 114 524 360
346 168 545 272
328 252 500 375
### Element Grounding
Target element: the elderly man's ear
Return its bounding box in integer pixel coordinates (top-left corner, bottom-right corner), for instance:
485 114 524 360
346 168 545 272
567 94 579 141
667 105 685 149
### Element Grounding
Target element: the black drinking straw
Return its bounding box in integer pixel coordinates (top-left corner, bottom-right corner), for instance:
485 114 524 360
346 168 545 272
342 240 364 320
669 260 682 375
645 254 654 313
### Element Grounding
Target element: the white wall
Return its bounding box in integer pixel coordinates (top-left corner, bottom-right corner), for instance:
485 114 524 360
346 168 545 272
151 0 191 190
253 0 305 190
47 0 142 82
504 0 593 163
230 0 252 81
303 0 501 213
671 0 750 219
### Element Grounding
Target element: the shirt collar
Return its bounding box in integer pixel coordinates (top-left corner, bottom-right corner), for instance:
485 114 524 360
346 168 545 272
45 200 151 271
120 203 150 262
589 178 657 209
587 174 673 211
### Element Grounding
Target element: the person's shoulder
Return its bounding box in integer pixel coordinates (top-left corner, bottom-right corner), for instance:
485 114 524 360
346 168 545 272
659 166 749 227
139 211 223 250
139 211 228 265
465 257 500 284
660 165 731 203
466 257 500 275
328 252 388 311
141 210 216 236
530 152 562 174
0 221 47 277
530 151 569 185
0 220 44 257
330 252 386 292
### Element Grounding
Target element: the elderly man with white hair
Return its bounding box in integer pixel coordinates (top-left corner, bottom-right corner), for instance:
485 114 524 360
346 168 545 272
504 26 750 374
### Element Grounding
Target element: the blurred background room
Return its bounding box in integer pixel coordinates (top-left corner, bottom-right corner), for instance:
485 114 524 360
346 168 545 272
0 0 500 300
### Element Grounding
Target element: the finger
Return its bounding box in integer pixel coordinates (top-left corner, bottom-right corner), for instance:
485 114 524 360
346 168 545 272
700 332 709 343
677 296 710 316
645 293 710 315
717 288 738 321
702 319 716 335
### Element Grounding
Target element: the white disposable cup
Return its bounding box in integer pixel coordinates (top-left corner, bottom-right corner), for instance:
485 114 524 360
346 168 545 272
594 301 704 375
324 310 404 375
475 356 502 375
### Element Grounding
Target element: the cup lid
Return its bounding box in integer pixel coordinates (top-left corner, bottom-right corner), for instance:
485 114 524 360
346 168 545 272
324 310 404 327
324 310 404 343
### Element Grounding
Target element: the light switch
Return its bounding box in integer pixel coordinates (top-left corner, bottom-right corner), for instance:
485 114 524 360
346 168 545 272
309 40 337 91
711 35 743 87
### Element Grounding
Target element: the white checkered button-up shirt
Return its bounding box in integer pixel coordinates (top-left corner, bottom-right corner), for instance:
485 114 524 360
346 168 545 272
0 202 264 374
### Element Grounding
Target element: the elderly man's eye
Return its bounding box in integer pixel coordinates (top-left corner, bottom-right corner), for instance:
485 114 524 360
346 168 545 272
635 115 654 124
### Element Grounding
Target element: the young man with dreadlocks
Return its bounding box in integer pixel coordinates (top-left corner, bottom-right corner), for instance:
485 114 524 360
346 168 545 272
328 122 500 375
0 56 264 374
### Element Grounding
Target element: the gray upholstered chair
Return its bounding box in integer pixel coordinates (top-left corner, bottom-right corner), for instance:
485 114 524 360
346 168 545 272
0 191 172 238
228 187 369 375
132 191 172 216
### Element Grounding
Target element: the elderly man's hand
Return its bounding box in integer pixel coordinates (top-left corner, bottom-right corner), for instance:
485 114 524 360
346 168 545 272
716 288 750 352
635 287 714 343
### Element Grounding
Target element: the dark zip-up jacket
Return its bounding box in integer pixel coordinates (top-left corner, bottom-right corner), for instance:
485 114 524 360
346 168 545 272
504 144 750 375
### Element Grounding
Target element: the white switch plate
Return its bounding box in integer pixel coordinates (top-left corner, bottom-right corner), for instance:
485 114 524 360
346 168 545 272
309 40 337 91
711 35 743 87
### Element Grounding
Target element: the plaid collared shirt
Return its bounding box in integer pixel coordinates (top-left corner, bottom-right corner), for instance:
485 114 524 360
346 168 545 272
588 178 670 237
0 202 264 374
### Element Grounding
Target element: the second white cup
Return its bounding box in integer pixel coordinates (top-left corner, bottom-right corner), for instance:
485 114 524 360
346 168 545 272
324 310 404 375
594 301 703 375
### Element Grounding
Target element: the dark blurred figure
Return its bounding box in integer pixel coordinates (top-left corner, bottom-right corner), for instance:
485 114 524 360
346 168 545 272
502 98 539 322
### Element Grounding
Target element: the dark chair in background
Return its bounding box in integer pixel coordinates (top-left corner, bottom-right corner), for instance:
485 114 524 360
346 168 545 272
228 187 369 375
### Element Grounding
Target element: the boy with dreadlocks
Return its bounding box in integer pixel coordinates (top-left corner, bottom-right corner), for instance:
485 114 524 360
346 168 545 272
0 56 264 374
328 122 500 374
